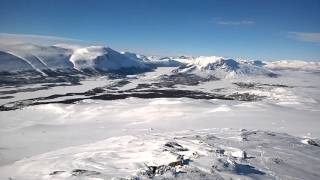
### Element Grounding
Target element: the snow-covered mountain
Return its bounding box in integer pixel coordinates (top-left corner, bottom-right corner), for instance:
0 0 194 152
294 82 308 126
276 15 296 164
70 46 148 72
175 56 277 79
0 44 151 76
121 52 184 67
1 44 74 71
1 42 319 84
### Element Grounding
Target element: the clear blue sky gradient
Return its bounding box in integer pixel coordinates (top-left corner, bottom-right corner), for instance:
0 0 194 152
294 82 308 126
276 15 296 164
1 0 319 60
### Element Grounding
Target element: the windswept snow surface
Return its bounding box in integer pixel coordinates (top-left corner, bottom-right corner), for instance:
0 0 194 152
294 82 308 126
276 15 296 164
0 129 319 180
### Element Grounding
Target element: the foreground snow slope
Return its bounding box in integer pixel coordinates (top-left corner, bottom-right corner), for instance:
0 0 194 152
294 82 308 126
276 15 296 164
0 129 319 180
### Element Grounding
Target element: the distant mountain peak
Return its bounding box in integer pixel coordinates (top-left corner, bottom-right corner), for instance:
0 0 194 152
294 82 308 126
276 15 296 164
176 56 277 79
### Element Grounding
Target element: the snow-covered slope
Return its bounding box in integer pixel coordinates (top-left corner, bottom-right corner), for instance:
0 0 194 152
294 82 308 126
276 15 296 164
176 56 277 79
0 51 35 72
1 44 74 71
1 129 319 179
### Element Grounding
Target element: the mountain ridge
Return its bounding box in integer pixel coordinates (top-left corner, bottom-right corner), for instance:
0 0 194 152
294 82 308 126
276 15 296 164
1 43 319 86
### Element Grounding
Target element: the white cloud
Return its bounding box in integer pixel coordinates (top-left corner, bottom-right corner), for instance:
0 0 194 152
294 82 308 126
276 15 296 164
215 20 255 25
0 33 91 46
288 32 320 42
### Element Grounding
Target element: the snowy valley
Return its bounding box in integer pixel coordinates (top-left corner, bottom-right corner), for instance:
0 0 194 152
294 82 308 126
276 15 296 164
0 43 320 180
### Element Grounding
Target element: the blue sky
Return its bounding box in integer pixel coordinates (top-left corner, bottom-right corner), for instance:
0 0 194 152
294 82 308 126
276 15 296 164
1 0 320 60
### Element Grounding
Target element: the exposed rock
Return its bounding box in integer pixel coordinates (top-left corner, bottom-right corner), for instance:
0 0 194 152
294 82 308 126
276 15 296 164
164 142 188 152
302 138 319 147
